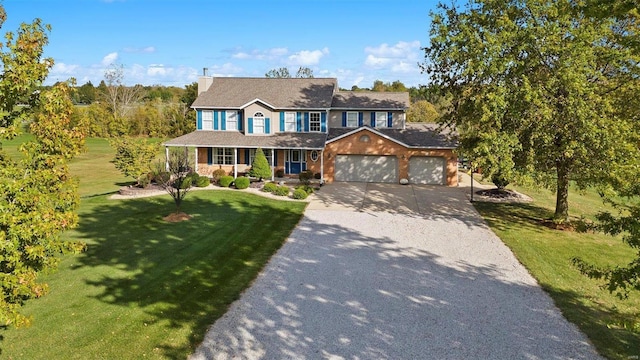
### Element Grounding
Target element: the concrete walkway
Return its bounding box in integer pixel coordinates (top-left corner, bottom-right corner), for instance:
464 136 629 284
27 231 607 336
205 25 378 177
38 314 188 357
190 179 602 360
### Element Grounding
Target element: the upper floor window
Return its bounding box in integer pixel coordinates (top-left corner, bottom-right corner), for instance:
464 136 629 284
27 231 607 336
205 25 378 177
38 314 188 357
253 112 265 134
309 112 321 132
226 111 237 131
346 112 358 127
376 112 388 128
285 112 296 132
202 110 213 130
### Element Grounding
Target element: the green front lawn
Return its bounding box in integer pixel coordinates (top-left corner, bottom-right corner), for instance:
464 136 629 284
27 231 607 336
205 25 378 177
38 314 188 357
1 191 306 359
474 185 640 360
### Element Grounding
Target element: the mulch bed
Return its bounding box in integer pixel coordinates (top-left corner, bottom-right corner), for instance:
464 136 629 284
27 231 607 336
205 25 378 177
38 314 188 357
474 188 533 203
163 212 192 222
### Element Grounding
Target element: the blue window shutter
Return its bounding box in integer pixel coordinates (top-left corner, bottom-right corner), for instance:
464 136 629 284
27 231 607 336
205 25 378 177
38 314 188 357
237 148 241 163
304 112 309 132
238 111 243 131
358 112 363 127
296 112 302 132
387 112 393 127
265 118 271 134
321 112 327 132
221 111 226 130
245 149 250 165
370 112 376 127
342 112 347 127
248 117 253 134
197 110 202 130
280 112 285 131
213 111 219 130
274 149 278 166
207 148 213 165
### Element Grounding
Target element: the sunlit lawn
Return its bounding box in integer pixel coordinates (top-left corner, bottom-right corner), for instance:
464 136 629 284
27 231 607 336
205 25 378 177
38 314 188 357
474 184 640 360
1 135 307 359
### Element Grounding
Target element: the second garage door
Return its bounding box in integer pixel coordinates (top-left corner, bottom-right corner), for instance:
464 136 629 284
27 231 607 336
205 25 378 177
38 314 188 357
409 157 445 185
334 155 398 183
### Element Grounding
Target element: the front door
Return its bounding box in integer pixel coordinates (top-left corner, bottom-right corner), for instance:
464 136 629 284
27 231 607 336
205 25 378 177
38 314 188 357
285 150 306 174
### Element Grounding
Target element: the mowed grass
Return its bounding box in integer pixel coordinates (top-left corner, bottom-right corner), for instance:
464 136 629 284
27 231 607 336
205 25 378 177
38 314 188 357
1 135 307 358
474 184 640 360
1 191 306 359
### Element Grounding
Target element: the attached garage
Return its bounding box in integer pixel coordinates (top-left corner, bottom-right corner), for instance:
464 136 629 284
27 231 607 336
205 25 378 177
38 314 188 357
334 155 398 183
409 156 445 185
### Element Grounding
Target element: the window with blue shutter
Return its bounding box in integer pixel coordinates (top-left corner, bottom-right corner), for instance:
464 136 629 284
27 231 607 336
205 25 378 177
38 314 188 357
321 112 327 132
358 112 364 127
207 148 213 165
274 150 278 166
245 149 250 165
265 118 271 134
280 113 285 132
221 111 226 130
238 112 243 131
342 112 347 127
304 112 309 132
296 112 302 132
237 148 241 163
387 112 393 127
197 110 202 130
370 112 376 127
213 111 219 130
248 117 253 134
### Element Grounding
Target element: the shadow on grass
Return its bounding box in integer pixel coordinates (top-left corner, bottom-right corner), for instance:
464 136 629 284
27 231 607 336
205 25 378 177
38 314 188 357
73 191 305 358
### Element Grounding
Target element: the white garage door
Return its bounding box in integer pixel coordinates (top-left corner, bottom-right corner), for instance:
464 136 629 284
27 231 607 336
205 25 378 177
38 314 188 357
335 155 398 183
409 157 445 185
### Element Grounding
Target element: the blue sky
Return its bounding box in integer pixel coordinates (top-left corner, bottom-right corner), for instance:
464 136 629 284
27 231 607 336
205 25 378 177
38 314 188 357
3 0 441 88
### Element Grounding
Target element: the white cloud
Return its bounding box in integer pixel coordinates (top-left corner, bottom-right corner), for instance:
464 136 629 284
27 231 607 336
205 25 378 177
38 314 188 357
232 47 289 60
364 41 421 71
124 46 156 53
288 47 329 66
101 52 119 66
50 62 79 75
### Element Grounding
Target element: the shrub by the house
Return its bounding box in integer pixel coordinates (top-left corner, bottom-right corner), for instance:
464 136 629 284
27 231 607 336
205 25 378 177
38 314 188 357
275 169 285 177
211 169 227 184
292 188 308 200
248 148 271 181
273 185 290 196
262 182 278 193
234 176 250 189
195 175 210 187
299 170 314 184
219 175 234 188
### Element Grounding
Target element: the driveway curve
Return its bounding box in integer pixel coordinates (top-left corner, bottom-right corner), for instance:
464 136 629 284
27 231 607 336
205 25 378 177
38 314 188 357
190 183 601 360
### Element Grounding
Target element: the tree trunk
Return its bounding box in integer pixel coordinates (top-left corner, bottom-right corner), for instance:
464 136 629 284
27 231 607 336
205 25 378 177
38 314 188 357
554 161 570 222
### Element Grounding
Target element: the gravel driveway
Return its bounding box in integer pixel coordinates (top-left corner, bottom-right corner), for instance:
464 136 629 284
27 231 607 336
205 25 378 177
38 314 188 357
190 183 601 359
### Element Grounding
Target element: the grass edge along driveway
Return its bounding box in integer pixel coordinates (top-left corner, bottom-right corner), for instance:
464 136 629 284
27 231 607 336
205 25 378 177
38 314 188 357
473 190 640 360
1 190 306 359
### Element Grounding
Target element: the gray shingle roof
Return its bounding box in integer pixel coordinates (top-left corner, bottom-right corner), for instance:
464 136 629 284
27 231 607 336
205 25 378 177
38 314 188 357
331 91 410 109
164 131 327 149
327 123 457 149
192 77 337 109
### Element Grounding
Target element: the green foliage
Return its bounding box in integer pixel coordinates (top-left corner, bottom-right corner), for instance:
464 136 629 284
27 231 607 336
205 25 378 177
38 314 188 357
423 0 640 221
211 168 227 183
298 170 314 184
152 170 171 184
219 175 234 188
0 80 86 327
275 168 285 177
407 100 439 123
262 182 278 193
491 171 511 190
295 184 315 194
248 148 271 180
273 185 290 196
110 137 159 187
292 188 309 200
195 175 210 188
234 176 250 189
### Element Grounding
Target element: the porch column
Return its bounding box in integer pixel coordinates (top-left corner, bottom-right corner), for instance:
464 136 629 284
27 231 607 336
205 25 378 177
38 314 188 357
194 147 199 173
234 148 238 179
320 150 324 182
165 146 169 171
271 148 275 181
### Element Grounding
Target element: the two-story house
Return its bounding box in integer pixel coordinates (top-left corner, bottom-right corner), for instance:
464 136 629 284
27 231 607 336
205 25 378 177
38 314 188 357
164 76 458 186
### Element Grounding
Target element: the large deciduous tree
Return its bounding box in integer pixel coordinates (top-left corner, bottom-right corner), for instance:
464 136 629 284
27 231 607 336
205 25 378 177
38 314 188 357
101 63 144 135
423 0 640 222
110 137 159 187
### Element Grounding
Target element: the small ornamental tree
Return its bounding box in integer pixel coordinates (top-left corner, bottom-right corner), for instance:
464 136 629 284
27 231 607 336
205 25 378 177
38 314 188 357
154 148 194 214
249 148 271 181
110 137 159 187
